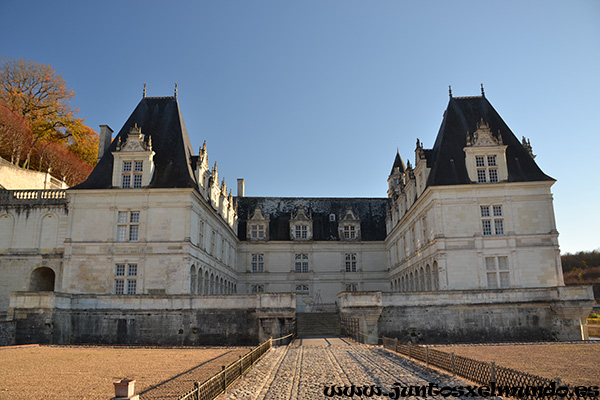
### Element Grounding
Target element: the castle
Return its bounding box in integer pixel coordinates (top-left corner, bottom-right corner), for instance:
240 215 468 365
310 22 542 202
0 90 593 345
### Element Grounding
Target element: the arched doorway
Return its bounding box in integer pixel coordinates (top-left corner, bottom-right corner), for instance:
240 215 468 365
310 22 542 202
30 267 55 291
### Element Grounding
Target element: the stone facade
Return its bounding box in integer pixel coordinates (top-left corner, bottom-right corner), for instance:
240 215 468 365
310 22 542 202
0 92 594 345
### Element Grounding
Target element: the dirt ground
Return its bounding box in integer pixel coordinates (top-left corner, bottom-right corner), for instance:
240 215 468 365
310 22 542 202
439 342 600 387
0 345 249 400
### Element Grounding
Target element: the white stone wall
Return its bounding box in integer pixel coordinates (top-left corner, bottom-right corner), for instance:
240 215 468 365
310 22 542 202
387 181 564 292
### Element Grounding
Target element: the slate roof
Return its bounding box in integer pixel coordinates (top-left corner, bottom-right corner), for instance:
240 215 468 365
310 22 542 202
72 96 198 190
390 152 406 175
426 96 554 186
237 197 389 242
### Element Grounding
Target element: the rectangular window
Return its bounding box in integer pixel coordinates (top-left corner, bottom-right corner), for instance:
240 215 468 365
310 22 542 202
123 161 132 172
345 283 358 292
477 169 487 183
133 174 143 188
343 225 356 239
489 169 498 183
295 225 308 239
127 264 137 276
481 205 504 236
134 161 143 172
493 205 502 217
251 254 264 273
115 279 124 294
480 206 490 218
115 264 125 276
251 224 265 239
117 211 140 242
122 175 131 188
295 253 309 273
295 284 309 293
487 155 497 166
345 253 357 272
251 284 264 293
494 219 504 235
482 220 492 236
476 156 485 167
127 279 137 294
485 256 510 289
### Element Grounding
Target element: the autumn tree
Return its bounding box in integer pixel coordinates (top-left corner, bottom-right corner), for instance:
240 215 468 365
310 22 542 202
0 101 34 165
0 57 97 169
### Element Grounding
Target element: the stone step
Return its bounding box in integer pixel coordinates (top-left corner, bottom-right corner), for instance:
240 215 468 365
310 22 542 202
296 312 341 336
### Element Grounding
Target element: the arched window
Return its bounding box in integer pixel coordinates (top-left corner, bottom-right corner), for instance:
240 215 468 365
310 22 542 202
432 261 439 290
190 265 197 294
30 267 55 291
419 267 425 291
197 268 204 294
425 264 431 291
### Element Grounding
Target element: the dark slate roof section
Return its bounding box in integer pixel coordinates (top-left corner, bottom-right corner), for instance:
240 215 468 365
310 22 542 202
426 96 554 186
390 152 406 175
237 197 389 242
72 97 198 190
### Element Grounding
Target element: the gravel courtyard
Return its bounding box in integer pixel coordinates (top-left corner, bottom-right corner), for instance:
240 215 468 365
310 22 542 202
0 345 249 400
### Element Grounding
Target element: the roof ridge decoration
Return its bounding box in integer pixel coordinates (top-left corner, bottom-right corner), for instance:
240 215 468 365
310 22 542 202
116 123 152 152
466 118 503 147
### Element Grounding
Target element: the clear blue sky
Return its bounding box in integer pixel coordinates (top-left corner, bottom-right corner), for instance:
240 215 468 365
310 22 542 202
1 1 598 254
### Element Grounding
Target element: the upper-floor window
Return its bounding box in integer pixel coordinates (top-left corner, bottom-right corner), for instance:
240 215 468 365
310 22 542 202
345 253 357 272
121 160 144 188
117 211 139 242
481 205 504 236
115 263 137 294
476 155 498 183
251 254 264 273
485 256 509 288
343 225 356 239
295 225 308 239
295 253 309 273
251 284 264 293
251 224 265 240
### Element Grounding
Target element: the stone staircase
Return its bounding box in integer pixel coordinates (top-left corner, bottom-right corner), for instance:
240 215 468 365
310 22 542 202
296 312 341 337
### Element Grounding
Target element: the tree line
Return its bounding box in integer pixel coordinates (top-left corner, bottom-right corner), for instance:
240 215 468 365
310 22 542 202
561 250 600 290
0 58 98 186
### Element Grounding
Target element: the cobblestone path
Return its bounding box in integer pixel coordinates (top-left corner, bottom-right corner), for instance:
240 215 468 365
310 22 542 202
218 337 476 400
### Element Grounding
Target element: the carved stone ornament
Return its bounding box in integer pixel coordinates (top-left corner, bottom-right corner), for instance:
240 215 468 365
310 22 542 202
119 124 152 152
466 119 503 147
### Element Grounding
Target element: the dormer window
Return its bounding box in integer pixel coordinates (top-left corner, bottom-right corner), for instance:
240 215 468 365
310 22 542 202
290 204 312 241
112 124 155 189
247 206 269 241
464 119 507 184
338 206 361 241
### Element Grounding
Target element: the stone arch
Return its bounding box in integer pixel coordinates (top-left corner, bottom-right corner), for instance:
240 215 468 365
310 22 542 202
197 268 204 294
432 261 439 290
419 266 425 291
190 265 197 294
219 277 224 294
425 264 432 291
409 271 414 291
204 270 209 294
39 213 59 250
29 267 55 291
209 273 215 294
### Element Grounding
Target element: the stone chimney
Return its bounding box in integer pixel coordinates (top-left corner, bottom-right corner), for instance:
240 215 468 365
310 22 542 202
237 178 245 197
98 125 114 162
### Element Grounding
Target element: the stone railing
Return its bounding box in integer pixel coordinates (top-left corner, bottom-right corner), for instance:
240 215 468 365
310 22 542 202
0 189 67 206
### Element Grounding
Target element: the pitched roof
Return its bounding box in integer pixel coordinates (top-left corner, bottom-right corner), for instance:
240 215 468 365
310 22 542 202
237 197 389 241
72 96 198 190
390 151 406 175
426 96 554 186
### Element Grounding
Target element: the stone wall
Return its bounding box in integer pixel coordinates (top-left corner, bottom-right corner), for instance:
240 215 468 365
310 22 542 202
8 292 296 346
0 320 16 346
338 286 595 344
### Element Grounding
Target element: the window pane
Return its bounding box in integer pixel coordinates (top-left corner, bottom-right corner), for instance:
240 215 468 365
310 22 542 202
128 264 137 276
498 256 509 270
499 272 510 288
127 280 137 294
123 161 131 172
480 206 490 217
117 226 127 242
134 161 143 171
487 156 497 166
130 212 140 223
493 205 502 217
482 220 492 236
118 212 127 223
487 272 498 289
115 279 124 294
129 225 139 241
485 257 495 271
115 264 125 276
133 175 142 188
477 170 487 183
122 175 131 188
494 220 504 235
476 156 485 167
489 169 498 183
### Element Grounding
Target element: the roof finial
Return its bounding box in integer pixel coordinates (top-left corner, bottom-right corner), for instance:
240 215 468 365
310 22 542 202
449 85 453 98
143 83 147 98
174 82 178 98
481 83 485 97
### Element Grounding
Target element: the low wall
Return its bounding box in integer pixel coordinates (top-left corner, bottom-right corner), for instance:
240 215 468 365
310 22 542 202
338 286 595 344
0 320 16 346
8 292 295 346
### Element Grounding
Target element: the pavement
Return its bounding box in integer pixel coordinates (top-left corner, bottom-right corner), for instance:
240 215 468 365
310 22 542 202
217 336 476 399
